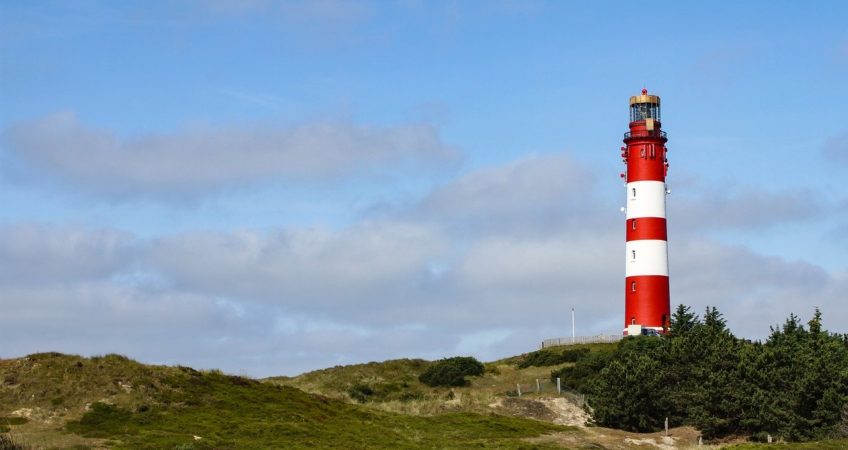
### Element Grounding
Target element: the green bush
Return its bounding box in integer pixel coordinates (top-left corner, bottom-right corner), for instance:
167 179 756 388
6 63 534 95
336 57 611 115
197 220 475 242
562 348 591 362
519 348 590 368
550 351 612 391
418 357 484 387
347 384 374 403
584 306 848 441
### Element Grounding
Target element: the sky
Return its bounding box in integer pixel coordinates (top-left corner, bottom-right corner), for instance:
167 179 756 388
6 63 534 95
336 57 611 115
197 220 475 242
1 0 846 377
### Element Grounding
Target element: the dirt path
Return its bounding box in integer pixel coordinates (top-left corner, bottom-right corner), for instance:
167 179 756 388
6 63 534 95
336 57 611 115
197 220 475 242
489 395 722 449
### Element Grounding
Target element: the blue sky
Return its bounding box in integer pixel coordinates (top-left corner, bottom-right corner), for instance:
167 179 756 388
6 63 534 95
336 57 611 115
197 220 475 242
1 0 846 376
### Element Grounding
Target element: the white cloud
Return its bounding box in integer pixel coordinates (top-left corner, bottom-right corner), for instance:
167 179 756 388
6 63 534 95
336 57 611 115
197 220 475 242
410 153 610 236
3 112 459 198
669 187 823 233
146 222 447 311
0 224 133 285
1 152 844 376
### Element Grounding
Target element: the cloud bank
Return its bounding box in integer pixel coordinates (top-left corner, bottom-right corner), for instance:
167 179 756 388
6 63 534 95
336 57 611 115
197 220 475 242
2 112 459 198
1 151 843 376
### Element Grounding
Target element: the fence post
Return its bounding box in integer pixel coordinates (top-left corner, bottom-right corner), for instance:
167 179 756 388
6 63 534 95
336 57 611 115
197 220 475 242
664 417 668 436
556 377 561 394
516 384 521 397
536 379 540 393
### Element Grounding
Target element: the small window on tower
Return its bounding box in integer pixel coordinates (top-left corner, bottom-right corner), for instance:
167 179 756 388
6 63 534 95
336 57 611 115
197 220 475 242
632 250 636 260
631 317 636 325
631 281 636 292
631 188 636 198
631 220 637 230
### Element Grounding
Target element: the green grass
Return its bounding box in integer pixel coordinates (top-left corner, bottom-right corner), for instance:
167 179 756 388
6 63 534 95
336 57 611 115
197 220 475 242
265 358 432 403
725 440 848 449
272 343 619 405
5 349 846 449
65 367 571 449
1 353 571 448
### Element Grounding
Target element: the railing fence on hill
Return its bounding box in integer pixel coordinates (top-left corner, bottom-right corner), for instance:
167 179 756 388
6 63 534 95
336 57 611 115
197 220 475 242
540 334 623 349
510 377 587 409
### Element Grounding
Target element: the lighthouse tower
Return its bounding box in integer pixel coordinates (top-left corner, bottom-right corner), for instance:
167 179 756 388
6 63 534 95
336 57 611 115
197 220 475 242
621 89 670 336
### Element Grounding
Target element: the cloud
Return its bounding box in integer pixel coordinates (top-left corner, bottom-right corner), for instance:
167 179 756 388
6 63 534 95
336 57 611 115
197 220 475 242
146 222 447 312
2 112 459 198
669 239 836 334
412 153 607 234
669 187 823 233
0 224 134 285
822 132 848 166
1 152 844 376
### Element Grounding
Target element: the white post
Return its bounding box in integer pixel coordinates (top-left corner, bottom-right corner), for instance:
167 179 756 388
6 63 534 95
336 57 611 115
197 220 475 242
571 307 575 343
536 379 540 393
516 384 521 397
556 377 561 394
664 417 668 436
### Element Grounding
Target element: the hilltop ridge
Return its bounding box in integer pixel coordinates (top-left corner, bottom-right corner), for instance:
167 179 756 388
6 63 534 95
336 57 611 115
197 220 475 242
0 351 571 449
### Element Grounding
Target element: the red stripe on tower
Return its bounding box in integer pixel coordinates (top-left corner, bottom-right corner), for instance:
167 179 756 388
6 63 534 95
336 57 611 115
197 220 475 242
622 89 671 335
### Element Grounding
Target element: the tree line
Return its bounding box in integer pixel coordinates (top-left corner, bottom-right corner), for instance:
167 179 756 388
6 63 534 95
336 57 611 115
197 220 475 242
570 306 848 441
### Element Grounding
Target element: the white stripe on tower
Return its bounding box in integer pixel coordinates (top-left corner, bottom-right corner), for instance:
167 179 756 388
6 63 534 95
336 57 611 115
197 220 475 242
625 240 669 276
625 180 666 219
625 180 668 274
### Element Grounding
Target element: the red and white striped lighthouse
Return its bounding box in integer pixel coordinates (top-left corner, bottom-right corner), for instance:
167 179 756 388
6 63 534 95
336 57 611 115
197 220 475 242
621 89 670 336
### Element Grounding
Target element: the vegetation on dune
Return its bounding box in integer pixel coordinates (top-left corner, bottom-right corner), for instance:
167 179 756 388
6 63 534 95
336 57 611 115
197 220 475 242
1 353 569 449
518 348 590 369
4 307 847 448
65 367 567 449
0 432 29 450
418 356 485 387
724 439 848 449
265 358 431 403
582 306 848 442
549 351 613 393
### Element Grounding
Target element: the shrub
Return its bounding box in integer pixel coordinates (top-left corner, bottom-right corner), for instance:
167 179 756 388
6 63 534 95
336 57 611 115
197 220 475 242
0 433 30 450
550 351 612 392
561 348 591 363
418 357 484 387
518 348 591 368
347 384 374 403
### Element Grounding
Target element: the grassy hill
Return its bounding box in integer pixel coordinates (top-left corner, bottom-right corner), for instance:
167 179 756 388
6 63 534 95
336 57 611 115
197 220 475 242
267 343 616 417
4 345 846 449
0 352 571 449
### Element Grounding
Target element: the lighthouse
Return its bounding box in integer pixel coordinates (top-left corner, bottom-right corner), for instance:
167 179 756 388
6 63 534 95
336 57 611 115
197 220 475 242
621 89 670 336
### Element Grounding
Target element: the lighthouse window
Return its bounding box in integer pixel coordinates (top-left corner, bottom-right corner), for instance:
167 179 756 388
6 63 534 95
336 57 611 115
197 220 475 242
650 145 656 158
631 188 636 198
632 220 637 230
631 281 636 292
631 317 636 325
631 250 636 260
630 103 661 122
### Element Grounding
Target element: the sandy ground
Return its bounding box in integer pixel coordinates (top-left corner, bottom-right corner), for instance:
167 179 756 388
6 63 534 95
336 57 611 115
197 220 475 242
489 395 726 449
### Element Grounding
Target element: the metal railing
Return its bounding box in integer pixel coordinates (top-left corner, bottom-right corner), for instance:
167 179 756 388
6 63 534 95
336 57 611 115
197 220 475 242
540 335 623 349
623 130 667 139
